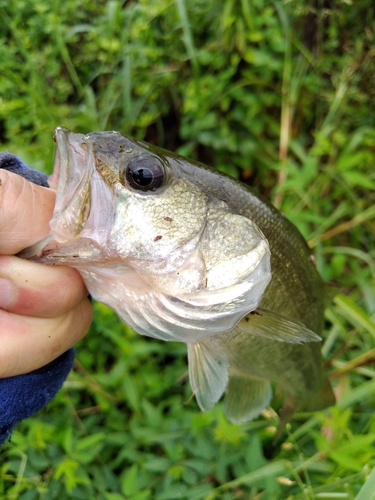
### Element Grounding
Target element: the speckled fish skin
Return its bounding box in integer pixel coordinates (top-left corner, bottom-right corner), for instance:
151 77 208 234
179 164 325 332
21 127 335 432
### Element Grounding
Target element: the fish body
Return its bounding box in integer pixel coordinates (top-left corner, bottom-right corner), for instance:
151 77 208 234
22 127 335 429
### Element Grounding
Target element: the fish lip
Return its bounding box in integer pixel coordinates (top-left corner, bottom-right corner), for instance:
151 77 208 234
54 126 70 167
48 126 70 190
54 125 87 182
48 126 94 241
46 127 121 254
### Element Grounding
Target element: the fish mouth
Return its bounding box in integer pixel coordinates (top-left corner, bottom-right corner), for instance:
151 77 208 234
49 127 85 189
19 127 118 262
48 126 94 242
47 126 122 258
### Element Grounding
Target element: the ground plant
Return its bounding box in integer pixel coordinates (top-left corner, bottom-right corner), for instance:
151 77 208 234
1 0 375 498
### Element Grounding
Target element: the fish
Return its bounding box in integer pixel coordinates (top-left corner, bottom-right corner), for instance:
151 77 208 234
20 126 335 434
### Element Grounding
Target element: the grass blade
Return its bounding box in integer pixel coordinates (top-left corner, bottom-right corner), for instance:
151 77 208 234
355 466 375 500
190 460 290 499
334 294 375 340
175 0 200 78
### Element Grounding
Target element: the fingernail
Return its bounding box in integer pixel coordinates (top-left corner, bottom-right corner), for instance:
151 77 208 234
0 278 16 309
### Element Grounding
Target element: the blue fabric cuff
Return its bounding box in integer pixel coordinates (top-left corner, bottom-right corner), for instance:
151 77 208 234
0 349 75 444
0 152 49 187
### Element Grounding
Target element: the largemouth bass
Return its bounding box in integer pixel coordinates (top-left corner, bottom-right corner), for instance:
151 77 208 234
21 127 335 432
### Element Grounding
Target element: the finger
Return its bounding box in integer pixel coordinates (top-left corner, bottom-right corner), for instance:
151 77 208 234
0 255 88 317
0 298 93 377
0 170 55 255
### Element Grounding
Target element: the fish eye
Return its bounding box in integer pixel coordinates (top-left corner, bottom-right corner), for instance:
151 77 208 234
125 156 165 192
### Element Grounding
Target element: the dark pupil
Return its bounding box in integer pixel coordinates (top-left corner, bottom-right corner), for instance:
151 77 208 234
126 157 164 192
132 168 153 187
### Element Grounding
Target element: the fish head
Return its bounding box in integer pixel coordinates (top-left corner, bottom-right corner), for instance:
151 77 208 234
26 127 271 342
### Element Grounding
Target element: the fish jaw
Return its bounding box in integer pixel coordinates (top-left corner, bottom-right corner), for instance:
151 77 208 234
49 127 125 249
49 127 93 241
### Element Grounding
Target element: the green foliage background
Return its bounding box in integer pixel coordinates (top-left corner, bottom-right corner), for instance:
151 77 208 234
1 0 375 498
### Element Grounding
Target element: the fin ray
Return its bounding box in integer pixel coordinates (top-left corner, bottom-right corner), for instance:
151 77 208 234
223 370 272 423
238 308 321 343
187 342 228 411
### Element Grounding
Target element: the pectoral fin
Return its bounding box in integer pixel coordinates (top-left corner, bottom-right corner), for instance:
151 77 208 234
238 308 321 343
223 369 272 423
187 342 229 411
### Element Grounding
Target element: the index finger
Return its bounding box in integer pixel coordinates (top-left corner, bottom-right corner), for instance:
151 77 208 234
0 170 55 255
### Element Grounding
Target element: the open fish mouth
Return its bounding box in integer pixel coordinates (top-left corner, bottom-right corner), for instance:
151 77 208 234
49 127 95 241
20 127 119 261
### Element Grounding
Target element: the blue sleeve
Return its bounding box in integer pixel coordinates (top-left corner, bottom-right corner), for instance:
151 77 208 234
0 152 75 445
0 350 75 443
0 152 50 187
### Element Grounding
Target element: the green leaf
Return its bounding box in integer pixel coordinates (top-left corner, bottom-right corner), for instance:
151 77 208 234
191 461 289 498
355 466 375 500
75 433 107 452
105 494 128 500
342 171 375 190
329 451 363 472
144 457 171 473
121 464 139 496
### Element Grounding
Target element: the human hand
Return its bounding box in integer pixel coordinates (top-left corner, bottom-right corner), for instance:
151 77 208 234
0 169 93 377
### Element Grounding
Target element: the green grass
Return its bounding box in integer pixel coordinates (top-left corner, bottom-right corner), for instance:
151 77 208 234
1 0 375 498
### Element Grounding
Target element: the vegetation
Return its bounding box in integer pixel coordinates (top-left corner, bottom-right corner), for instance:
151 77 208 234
1 0 375 498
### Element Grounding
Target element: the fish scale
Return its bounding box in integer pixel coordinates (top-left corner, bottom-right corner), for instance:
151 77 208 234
186 163 325 333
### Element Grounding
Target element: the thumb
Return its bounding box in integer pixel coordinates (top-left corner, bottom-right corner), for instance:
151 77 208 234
0 170 55 255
